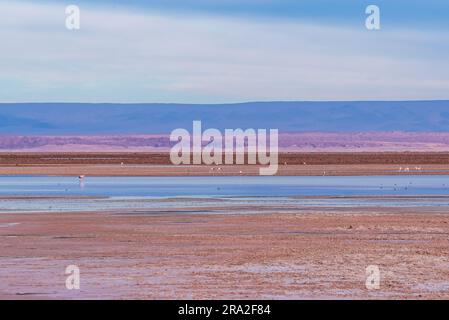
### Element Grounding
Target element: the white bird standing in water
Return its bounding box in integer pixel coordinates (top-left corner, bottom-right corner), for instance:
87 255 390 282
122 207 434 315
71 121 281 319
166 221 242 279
78 175 86 188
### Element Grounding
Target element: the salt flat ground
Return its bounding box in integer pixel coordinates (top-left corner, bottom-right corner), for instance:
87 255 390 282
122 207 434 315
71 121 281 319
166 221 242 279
1 206 448 299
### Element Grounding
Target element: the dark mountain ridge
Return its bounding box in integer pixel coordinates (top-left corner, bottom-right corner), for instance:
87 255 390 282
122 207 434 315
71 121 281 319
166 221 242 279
1 101 448 134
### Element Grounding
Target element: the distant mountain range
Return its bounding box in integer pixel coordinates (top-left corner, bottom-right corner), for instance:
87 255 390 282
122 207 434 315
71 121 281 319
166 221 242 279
1 101 449 134
2 101 449 151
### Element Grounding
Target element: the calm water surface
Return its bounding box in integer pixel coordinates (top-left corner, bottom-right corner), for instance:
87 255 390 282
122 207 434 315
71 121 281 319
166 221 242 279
1 175 449 212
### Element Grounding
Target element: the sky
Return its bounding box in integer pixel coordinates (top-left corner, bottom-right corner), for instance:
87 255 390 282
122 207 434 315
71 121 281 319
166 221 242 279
1 0 449 103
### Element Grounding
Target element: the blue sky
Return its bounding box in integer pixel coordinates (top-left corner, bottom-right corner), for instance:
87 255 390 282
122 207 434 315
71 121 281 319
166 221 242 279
1 0 449 103
35 0 449 25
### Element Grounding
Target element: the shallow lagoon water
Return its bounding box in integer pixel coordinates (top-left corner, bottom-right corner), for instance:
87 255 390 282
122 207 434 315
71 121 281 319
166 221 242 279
2 175 449 197
1 175 449 212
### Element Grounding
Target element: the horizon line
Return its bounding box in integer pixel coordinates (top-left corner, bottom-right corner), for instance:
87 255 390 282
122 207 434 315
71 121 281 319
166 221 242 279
1 99 449 105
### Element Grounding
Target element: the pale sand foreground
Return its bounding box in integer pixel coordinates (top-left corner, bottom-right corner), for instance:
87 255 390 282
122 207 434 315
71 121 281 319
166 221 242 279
1 207 449 299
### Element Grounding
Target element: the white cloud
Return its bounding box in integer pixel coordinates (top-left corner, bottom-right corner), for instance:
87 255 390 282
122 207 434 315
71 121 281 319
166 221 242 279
1 1 449 102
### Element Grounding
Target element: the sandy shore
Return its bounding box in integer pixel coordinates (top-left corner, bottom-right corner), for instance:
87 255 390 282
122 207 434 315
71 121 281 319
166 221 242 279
1 152 449 176
1 207 449 299
2 163 449 176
